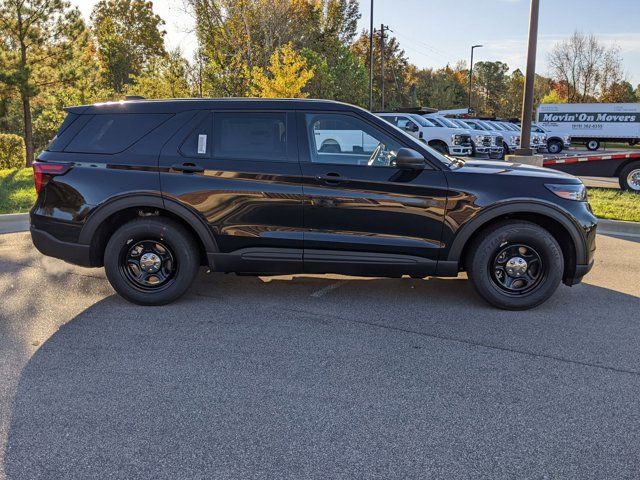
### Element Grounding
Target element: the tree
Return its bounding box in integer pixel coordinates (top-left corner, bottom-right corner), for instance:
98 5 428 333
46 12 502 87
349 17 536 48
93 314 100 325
302 44 367 105
249 43 314 98
412 65 467 111
91 0 166 93
547 31 624 102
0 0 85 166
473 61 509 116
187 0 360 98
540 89 566 104
125 49 190 99
352 30 412 109
600 80 636 103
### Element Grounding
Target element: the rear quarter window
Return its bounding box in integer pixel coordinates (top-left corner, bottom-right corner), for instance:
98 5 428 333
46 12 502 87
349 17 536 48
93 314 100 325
64 113 172 154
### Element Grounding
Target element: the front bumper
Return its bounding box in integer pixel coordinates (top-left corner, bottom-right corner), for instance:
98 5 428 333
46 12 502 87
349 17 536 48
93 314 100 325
565 260 594 286
489 146 504 158
450 145 472 156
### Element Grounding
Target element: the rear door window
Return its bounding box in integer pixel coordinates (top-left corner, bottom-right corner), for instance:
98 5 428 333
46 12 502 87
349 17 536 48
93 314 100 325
212 112 290 161
65 113 171 154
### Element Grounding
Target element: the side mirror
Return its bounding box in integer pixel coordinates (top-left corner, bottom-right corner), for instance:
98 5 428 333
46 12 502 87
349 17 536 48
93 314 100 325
405 123 418 132
395 148 426 170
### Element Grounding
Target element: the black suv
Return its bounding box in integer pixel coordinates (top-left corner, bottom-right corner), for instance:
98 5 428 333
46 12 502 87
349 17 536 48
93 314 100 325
30 99 597 309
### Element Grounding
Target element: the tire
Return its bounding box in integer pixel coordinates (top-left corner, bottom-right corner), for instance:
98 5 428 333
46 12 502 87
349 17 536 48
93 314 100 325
547 140 563 154
430 142 449 155
503 142 511 158
619 161 640 193
586 139 600 151
104 217 200 305
466 220 564 310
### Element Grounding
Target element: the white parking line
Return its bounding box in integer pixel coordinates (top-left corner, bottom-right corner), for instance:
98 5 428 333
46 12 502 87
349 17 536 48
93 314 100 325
310 281 346 298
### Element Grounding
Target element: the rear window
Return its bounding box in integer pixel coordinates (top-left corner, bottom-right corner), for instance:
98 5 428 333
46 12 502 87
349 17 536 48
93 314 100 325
213 112 287 161
64 113 171 154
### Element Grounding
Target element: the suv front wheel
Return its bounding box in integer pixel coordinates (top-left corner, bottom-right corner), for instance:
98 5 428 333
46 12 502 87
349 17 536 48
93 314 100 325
466 220 564 310
104 217 200 305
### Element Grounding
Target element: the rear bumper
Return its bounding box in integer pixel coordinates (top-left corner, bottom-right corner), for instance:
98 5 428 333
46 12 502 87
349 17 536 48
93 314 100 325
30 227 92 267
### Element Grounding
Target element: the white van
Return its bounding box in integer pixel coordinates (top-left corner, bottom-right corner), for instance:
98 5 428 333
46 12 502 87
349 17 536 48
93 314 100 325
537 103 640 151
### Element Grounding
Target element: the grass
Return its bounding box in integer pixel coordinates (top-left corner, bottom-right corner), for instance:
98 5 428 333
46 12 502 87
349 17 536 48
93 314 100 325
0 167 639 222
0 167 37 214
587 188 640 222
599 142 640 150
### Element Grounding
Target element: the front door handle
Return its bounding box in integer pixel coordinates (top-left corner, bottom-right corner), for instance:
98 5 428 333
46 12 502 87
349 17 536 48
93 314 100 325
315 172 346 185
171 162 204 173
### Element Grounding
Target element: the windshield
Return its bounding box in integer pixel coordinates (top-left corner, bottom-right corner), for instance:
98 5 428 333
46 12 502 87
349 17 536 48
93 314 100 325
437 117 460 128
410 115 435 127
463 120 485 131
477 120 497 131
503 123 519 131
452 119 470 129
488 121 506 131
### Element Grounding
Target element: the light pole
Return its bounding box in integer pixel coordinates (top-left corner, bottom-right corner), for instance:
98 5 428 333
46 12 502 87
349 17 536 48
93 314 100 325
368 0 374 111
468 44 482 114
515 0 540 156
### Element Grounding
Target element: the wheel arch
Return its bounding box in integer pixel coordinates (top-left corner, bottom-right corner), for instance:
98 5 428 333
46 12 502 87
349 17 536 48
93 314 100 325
79 193 217 267
614 158 640 177
448 201 588 282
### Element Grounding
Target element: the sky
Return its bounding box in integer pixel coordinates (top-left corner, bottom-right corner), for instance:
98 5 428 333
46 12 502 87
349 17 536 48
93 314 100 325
73 0 640 85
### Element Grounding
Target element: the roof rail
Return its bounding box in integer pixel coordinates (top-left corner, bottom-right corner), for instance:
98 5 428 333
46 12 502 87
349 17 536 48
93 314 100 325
124 95 146 101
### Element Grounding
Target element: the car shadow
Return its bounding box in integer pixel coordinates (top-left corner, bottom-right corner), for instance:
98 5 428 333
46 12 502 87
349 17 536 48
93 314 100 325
4 271 640 479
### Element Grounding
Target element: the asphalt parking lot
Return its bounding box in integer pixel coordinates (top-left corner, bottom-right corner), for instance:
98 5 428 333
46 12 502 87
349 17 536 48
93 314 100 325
1 230 639 479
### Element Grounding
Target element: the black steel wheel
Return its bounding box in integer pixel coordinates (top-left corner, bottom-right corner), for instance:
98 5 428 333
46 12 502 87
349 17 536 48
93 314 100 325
121 239 177 292
104 217 200 305
466 220 563 310
490 243 545 296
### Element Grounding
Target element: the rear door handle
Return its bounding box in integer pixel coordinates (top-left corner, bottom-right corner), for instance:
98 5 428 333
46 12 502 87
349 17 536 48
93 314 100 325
171 162 204 173
315 173 346 185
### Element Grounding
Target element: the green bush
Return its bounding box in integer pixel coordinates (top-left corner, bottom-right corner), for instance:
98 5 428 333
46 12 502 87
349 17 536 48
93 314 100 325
0 134 26 169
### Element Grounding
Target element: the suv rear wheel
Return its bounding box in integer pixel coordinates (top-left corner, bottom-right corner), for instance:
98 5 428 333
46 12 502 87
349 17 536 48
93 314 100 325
466 220 563 310
104 217 200 305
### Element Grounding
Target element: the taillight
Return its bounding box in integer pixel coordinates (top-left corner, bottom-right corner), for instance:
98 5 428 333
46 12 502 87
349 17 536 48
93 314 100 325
32 162 72 193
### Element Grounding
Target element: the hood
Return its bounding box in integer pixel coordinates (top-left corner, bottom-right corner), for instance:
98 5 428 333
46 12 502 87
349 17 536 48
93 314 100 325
452 159 581 182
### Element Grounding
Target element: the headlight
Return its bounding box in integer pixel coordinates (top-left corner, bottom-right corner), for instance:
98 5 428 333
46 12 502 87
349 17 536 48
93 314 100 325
564 135 571 143
475 135 484 143
452 134 461 145
545 183 587 201
509 135 518 145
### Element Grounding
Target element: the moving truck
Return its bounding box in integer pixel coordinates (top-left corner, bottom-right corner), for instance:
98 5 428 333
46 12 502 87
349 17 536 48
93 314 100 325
537 103 640 151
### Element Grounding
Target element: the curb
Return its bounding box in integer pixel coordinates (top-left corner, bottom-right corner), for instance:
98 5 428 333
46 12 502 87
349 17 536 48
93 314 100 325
0 213 29 234
597 218 640 238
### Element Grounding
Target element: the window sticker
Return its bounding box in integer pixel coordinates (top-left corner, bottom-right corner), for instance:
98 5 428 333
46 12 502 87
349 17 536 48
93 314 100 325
197 134 207 154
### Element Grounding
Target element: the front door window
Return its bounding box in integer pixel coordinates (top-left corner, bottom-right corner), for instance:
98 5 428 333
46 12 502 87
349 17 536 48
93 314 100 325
305 113 402 167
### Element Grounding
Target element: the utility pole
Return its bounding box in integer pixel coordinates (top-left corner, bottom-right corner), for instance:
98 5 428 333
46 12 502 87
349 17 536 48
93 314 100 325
515 0 540 157
378 24 389 111
368 0 374 111
468 44 482 114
